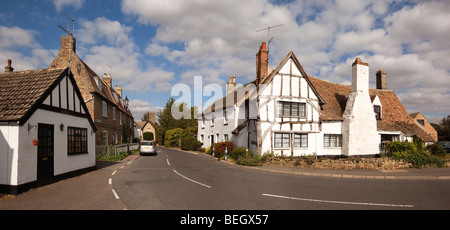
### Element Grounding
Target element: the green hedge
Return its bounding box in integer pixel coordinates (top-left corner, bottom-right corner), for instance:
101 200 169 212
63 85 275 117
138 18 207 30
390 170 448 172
386 141 445 168
181 138 202 151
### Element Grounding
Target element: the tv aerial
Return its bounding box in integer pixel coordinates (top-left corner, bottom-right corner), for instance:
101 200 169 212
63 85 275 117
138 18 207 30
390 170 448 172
256 24 284 36
256 24 283 51
58 14 76 72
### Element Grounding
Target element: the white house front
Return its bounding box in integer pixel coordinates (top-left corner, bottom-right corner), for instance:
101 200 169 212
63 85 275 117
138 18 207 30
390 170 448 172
0 63 96 195
197 43 437 158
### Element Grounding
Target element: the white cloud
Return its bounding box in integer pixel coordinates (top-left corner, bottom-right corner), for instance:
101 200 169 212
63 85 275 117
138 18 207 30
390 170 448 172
128 99 163 121
76 17 174 93
53 0 85 12
122 0 449 118
0 26 57 70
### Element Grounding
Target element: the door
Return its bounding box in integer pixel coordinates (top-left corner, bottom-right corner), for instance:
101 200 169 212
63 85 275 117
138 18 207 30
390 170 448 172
37 124 54 182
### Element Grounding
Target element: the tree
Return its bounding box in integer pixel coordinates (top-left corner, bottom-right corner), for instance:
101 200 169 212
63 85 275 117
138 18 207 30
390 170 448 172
156 98 198 146
432 115 450 141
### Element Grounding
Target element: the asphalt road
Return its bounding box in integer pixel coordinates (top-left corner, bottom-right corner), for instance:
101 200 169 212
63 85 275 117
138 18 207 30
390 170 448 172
112 147 450 210
1 146 449 211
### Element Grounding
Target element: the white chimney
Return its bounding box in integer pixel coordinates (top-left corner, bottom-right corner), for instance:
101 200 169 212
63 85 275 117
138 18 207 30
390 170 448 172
351 57 369 93
342 57 379 157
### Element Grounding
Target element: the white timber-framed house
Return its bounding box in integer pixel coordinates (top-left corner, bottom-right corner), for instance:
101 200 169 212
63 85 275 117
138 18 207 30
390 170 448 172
198 42 437 158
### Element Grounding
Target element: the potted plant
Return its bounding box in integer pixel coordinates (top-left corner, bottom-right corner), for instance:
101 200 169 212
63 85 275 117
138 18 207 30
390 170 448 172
32 139 40 146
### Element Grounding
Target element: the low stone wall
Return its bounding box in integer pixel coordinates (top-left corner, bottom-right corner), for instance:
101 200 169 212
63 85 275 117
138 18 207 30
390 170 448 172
263 157 412 170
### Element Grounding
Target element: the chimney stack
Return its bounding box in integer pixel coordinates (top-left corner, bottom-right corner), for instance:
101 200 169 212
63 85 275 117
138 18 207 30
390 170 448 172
376 70 387 90
351 57 369 93
226 75 237 95
103 73 112 87
256 42 269 85
5 59 14 72
115 86 122 97
61 35 76 54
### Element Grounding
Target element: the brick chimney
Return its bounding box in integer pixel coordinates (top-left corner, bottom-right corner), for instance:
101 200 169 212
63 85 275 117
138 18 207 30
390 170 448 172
376 70 387 90
256 42 269 85
103 73 112 87
4 59 14 72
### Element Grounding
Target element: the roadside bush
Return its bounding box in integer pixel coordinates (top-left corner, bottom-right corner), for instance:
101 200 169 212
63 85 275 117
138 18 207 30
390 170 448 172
386 141 445 168
164 128 184 147
389 150 445 168
236 155 263 166
230 147 248 160
211 142 235 159
143 132 154 141
426 143 447 156
385 141 416 154
181 138 202 151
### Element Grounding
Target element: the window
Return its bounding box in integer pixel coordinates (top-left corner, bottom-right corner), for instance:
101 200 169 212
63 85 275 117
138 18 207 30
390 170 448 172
279 101 306 117
324 134 342 147
102 101 107 117
274 133 290 148
119 112 122 125
223 109 228 125
293 133 308 147
224 134 229 142
374 105 381 120
113 107 116 121
417 119 425 126
102 131 108 145
68 127 88 155
211 117 215 126
200 134 204 143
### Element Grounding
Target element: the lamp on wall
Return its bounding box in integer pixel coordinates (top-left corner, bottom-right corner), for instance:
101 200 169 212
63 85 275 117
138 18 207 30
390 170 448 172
60 123 64 131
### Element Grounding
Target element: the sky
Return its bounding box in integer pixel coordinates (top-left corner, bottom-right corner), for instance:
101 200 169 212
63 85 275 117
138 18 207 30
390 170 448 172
0 0 449 123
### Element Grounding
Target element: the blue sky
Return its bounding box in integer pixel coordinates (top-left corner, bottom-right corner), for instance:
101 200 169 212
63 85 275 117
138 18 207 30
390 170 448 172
1 0 449 123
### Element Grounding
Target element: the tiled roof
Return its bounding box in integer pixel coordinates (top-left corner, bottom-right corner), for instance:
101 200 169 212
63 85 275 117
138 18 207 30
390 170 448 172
308 75 436 142
0 68 66 123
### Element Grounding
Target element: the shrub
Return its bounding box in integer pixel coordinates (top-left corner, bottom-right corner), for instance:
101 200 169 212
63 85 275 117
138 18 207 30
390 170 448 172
143 132 154 141
230 147 249 160
236 155 263 166
211 142 235 159
181 138 202 151
426 143 447 156
389 150 445 168
385 141 416 154
164 128 184 147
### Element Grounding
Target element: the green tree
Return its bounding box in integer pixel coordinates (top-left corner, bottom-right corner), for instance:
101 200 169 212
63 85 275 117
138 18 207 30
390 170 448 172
157 98 198 146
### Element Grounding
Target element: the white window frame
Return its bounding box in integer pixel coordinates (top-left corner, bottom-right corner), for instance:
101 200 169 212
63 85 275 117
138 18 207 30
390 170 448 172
102 101 107 118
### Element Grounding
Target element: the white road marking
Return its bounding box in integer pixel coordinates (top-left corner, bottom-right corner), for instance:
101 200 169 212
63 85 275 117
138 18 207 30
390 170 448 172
167 159 171 166
262 193 414 208
109 178 112 185
127 161 132 165
112 189 120 199
173 170 211 189
112 170 117 176
119 166 124 169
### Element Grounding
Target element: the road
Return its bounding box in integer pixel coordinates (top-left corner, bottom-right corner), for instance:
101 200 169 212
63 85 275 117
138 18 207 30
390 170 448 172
1 146 449 211
111 147 450 210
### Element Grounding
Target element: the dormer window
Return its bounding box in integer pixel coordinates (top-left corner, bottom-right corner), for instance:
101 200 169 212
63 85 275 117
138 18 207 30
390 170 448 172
374 105 381 120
